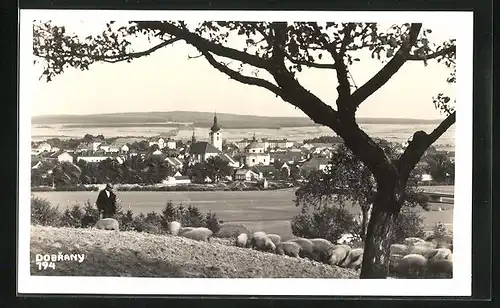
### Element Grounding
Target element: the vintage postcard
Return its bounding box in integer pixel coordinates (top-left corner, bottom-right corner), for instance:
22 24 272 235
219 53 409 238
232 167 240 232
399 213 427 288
18 9 472 296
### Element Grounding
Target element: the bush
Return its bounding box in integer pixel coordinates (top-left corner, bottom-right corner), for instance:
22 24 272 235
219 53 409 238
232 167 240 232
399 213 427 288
117 210 135 231
291 205 359 243
390 207 425 243
81 200 100 228
60 204 84 227
216 223 252 238
431 221 449 240
160 201 179 230
31 196 60 226
205 211 221 234
180 206 205 227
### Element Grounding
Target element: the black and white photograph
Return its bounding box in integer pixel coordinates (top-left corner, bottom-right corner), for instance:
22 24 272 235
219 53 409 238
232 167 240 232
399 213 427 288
18 10 473 296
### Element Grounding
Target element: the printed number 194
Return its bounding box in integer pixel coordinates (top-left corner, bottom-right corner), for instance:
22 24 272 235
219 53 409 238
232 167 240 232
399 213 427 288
36 261 55 270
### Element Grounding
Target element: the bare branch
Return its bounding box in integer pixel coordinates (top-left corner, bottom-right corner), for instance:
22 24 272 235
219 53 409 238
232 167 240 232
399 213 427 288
350 23 422 108
396 111 456 179
200 50 284 98
135 21 271 70
428 111 456 144
407 45 456 61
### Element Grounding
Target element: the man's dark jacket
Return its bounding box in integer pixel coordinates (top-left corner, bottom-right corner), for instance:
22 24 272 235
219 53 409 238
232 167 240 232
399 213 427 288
96 189 117 218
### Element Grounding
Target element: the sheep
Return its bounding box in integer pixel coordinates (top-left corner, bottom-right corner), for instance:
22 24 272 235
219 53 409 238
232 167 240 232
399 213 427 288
250 233 276 252
287 238 315 259
404 237 426 246
178 227 195 235
180 227 213 242
394 254 428 278
390 244 409 256
414 240 437 249
342 248 364 270
266 234 281 245
235 233 249 248
309 238 336 263
426 259 453 278
167 221 182 235
327 244 351 266
95 218 119 231
429 248 453 261
275 241 301 258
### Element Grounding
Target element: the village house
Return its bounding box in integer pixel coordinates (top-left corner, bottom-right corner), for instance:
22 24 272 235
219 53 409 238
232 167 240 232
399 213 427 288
250 165 279 179
37 142 52 153
166 138 177 150
189 141 222 164
234 169 261 181
162 171 192 185
164 157 184 171
240 136 270 167
149 137 166 149
269 151 305 165
299 157 332 175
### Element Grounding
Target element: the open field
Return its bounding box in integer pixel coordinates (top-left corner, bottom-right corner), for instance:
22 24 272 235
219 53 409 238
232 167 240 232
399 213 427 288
30 225 358 278
31 188 453 237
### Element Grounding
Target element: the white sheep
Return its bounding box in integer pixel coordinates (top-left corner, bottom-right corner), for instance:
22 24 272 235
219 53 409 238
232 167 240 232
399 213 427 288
250 233 276 252
394 254 428 278
429 248 453 261
287 238 315 259
404 237 426 246
235 233 248 247
327 244 351 266
390 244 409 256
342 248 364 270
178 227 195 235
275 241 301 258
167 221 181 235
414 240 437 249
309 238 336 263
266 234 281 245
410 245 441 259
95 218 119 231
180 227 213 242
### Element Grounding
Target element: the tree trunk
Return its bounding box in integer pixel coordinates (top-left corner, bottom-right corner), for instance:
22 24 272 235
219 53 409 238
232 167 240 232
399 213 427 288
360 204 372 241
359 181 403 279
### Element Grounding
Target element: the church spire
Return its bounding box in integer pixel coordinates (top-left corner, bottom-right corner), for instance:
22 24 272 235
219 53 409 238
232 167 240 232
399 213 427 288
210 111 220 132
191 128 196 143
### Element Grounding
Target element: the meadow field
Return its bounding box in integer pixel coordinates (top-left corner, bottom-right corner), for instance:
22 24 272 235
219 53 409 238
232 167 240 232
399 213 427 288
31 188 453 237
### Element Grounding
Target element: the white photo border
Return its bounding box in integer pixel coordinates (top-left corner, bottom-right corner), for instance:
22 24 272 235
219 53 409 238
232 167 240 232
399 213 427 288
18 9 473 296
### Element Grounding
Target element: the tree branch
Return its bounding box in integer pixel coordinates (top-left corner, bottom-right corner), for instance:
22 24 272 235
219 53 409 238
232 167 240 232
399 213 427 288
407 45 456 61
350 23 422 108
396 111 456 179
284 53 335 69
200 50 285 99
135 21 271 70
59 37 181 63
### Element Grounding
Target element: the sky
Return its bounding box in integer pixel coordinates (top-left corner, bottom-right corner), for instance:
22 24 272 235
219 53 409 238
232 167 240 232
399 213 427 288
30 19 456 120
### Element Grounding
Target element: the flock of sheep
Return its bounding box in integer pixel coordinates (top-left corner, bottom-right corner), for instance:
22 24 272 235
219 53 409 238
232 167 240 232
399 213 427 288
95 218 453 279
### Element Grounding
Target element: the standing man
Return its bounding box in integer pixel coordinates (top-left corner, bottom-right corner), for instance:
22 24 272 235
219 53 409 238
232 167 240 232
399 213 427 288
96 183 117 219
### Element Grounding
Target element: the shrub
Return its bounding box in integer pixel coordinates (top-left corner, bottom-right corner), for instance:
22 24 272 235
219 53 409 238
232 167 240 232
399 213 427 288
390 207 425 243
180 205 205 227
205 211 221 234
81 200 100 228
431 221 449 240
60 204 84 227
31 196 60 226
117 210 135 231
216 223 252 238
160 201 179 230
291 205 359 243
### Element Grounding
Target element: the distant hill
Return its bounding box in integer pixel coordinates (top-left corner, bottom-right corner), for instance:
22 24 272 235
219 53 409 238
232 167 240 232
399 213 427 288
32 111 443 129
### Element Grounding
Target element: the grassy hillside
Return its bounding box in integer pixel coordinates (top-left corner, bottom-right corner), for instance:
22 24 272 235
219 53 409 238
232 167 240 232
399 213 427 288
30 225 358 278
32 111 443 129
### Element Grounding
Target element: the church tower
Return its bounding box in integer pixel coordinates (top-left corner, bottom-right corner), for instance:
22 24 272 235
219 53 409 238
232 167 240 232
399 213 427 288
209 112 222 151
